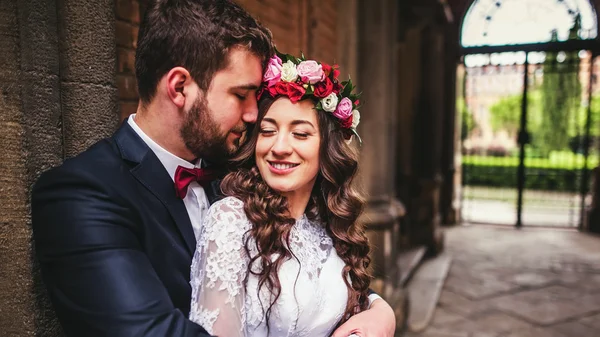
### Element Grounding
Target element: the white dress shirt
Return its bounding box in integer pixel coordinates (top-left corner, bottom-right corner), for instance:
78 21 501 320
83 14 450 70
128 114 209 241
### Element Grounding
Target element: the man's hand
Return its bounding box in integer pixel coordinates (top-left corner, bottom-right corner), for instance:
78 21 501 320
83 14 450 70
332 298 396 337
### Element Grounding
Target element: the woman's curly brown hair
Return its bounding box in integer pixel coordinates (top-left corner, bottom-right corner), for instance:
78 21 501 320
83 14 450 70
220 96 372 331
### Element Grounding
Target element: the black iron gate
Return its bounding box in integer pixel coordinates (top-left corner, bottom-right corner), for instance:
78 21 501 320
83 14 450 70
460 40 599 228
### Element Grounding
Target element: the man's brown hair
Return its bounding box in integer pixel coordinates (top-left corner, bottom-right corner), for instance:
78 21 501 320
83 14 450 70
135 0 274 104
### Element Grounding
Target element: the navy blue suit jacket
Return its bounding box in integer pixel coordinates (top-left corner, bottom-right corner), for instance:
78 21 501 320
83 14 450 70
32 122 221 337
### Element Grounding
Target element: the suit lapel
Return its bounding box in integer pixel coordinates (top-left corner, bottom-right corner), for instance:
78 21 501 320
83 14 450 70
113 122 196 255
204 178 224 205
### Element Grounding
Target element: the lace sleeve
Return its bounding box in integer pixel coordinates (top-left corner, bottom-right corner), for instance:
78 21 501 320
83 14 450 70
189 197 251 337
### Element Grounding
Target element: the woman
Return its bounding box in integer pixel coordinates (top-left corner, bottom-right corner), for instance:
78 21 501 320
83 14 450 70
189 51 370 336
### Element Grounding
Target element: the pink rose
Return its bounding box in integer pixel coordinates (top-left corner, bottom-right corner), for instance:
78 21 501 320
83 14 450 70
263 55 282 87
332 97 353 120
296 60 325 84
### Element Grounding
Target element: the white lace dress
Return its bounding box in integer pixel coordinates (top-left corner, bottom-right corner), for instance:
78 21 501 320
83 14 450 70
189 196 348 337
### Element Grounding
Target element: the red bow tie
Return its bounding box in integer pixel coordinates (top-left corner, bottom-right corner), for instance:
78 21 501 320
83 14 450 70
174 165 216 199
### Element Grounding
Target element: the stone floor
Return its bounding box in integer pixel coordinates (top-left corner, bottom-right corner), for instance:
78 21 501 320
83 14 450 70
403 224 600 337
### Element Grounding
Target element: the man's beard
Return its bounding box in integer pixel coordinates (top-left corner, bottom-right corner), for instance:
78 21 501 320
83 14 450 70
180 96 242 165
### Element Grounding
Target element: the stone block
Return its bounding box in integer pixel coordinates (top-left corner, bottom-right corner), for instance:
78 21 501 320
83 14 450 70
57 0 116 85
579 312 600 329
17 0 60 75
430 308 465 327
0 236 35 336
21 72 63 179
60 82 118 157
0 0 18 35
0 32 19 77
443 311 532 336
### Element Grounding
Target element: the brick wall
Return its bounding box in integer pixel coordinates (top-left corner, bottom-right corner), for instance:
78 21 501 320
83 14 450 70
238 0 338 64
114 0 339 121
115 0 144 120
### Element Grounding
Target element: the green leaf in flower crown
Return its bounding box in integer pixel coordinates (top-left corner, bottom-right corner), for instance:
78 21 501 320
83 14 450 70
342 77 354 97
305 85 314 95
316 101 323 110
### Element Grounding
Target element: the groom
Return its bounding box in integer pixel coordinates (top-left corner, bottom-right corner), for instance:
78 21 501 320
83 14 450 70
32 0 395 336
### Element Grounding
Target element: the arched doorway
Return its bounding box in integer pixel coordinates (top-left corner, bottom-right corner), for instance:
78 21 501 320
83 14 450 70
458 0 600 228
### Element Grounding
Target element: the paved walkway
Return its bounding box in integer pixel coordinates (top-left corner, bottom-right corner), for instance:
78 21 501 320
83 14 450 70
461 186 585 228
403 224 600 337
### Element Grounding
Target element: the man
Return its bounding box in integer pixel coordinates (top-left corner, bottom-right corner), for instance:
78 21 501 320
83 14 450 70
32 0 395 336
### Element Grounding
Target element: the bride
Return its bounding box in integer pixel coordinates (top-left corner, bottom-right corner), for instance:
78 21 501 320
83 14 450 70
189 51 372 336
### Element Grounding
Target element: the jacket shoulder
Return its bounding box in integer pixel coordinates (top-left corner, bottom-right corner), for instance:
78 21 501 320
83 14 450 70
35 137 126 187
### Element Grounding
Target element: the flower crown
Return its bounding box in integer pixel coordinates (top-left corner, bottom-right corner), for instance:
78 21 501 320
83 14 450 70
257 50 362 143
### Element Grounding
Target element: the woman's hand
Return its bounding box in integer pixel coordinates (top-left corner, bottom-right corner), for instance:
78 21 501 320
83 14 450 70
331 298 396 337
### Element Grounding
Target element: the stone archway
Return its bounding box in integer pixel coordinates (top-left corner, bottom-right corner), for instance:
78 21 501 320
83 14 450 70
455 0 600 229
451 0 600 39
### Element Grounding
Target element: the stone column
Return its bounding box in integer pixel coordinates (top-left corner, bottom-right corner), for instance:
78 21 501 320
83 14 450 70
586 167 600 232
1 0 63 334
407 25 446 254
0 0 118 334
439 24 460 226
336 0 358 84
57 0 119 157
355 0 404 303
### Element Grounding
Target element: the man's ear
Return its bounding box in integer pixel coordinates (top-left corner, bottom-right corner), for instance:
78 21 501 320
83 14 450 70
165 67 193 109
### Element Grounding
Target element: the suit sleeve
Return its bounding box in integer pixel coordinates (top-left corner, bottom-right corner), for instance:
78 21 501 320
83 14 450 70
32 166 211 337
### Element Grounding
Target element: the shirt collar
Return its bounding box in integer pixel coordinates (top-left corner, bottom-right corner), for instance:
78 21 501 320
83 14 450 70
127 114 201 181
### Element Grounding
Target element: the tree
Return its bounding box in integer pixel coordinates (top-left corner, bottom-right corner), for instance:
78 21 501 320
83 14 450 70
489 94 522 138
537 16 582 156
458 97 476 140
489 90 542 139
572 94 600 136
568 94 600 154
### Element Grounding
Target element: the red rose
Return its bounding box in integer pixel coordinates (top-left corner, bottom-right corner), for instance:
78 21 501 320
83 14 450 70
322 63 332 77
340 115 353 129
287 82 306 102
313 77 334 98
256 86 266 100
333 82 343 94
267 85 279 97
274 82 306 103
354 99 360 106
332 64 340 79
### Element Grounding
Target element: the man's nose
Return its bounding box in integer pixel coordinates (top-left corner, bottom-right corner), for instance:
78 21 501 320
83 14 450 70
242 95 258 124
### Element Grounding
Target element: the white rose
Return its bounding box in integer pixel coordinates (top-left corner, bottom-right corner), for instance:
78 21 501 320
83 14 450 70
281 61 298 82
320 92 339 112
351 110 360 129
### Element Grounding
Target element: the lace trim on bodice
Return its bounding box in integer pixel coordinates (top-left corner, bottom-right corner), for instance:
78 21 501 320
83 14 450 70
189 196 343 336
